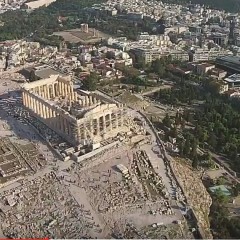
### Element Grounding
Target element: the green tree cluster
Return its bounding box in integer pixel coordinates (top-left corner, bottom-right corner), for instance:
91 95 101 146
158 78 240 171
147 57 172 78
189 98 240 171
0 0 105 41
154 82 203 105
82 72 98 91
210 189 240 239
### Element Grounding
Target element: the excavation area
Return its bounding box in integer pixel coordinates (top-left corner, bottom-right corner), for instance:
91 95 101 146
0 143 191 238
59 144 188 238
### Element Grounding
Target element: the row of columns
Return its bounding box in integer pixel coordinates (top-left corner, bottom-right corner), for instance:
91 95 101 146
22 89 125 146
22 91 57 120
79 95 100 107
77 111 124 140
33 81 77 101
23 90 75 142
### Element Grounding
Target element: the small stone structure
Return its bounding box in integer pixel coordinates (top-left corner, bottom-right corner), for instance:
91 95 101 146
0 138 46 188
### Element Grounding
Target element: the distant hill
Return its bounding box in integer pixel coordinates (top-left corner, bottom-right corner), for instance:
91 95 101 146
162 0 240 12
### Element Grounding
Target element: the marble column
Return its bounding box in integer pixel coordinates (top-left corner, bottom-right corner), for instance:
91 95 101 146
22 92 26 106
46 85 50 99
83 122 87 139
28 94 32 108
25 93 29 107
28 95 31 109
49 108 53 118
89 120 93 135
59 82 62 96
109 114 113 130
46 105 50 119
81 97 85 106
67 84 71 95
36 100 40 115
85 96 89 106
60 82 63 96
24 92 27 106
41 86 44 98
38 101 42 116
89 95 93 105
51 84 55 98
39 102 43 117
120 111 124 126
41 85 45 99
44 104 48 119
52 109 56 118
31 96 34 110
74 92 78 102
116 113 119 128
103 115 106 132
32 97 36 112
27 94 31 108
54 82 60 97
96 118 100 136
42 104 46 119
64 83 68 97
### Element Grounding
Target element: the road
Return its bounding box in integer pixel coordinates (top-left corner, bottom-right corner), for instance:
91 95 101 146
197 146 240 183
140 84 172 96
210 152 240 183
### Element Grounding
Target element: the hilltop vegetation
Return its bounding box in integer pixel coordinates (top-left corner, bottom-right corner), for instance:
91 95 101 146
0 0 105 41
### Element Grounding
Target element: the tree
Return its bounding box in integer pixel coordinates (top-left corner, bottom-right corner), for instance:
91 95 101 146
178 139 184 157
82 72 98 91
214 188 230 205
192 155 199 169
232 183 240 197
175 111 181 126
190 138 198 159
183 136 191 156
162 113 172 128
208 132 217 150
170 126 178 138
151 59 166 77
205 151 214 168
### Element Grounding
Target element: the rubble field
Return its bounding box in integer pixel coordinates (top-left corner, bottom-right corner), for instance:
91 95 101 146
0 172 102 238
0 136 194 238
66 146 186 238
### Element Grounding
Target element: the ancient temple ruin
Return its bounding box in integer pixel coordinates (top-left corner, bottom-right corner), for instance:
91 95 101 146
21 75 128 146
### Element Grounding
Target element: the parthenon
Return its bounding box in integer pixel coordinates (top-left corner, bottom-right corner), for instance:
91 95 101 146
21 75 129 146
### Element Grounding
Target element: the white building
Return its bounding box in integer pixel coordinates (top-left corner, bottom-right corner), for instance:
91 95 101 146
79 53 92 63
24 0 56 9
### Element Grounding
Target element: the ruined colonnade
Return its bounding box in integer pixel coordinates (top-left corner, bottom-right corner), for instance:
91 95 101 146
21 76 126 146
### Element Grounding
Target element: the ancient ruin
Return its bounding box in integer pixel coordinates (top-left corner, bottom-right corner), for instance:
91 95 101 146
0 138 46 188
21 75 128 147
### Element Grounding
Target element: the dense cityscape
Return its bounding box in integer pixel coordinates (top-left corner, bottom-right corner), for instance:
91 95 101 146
0 0 240 239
